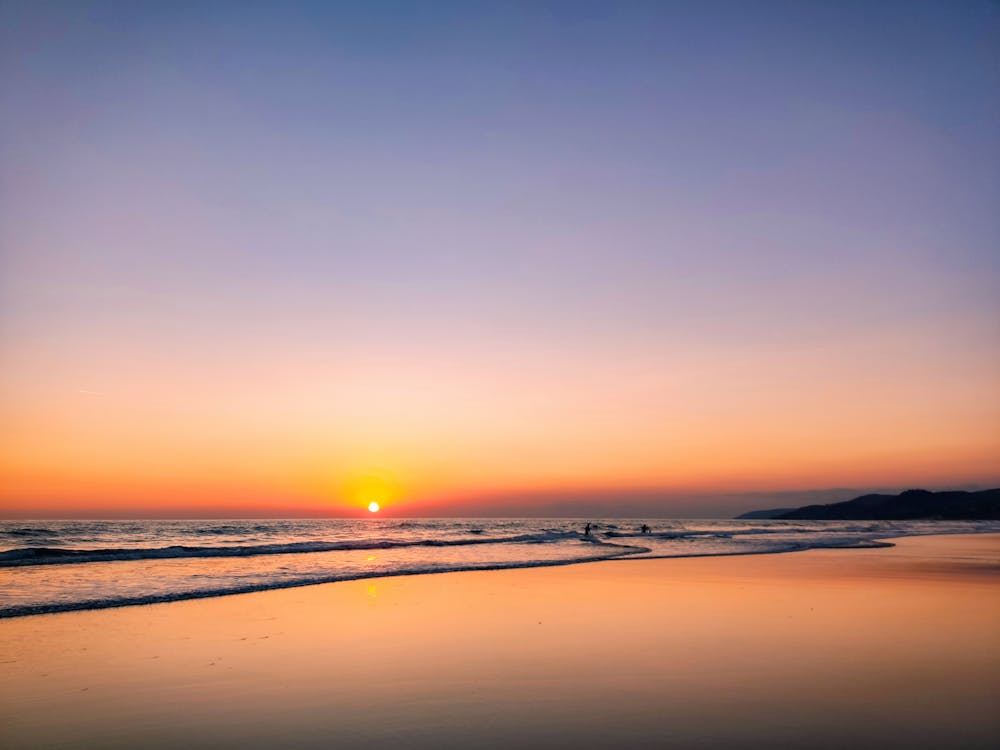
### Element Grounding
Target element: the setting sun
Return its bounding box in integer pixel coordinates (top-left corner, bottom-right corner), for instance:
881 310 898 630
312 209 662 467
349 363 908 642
348 470 398 514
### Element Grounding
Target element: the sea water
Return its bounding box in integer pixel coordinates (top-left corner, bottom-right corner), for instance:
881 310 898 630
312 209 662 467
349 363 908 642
3 518 998 617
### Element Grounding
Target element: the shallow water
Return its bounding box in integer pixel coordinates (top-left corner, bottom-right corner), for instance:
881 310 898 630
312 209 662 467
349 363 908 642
2 536 998 750
2 518 998 617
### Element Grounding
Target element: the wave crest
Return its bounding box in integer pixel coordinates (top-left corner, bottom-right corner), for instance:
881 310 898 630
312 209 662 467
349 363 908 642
0 530 584 568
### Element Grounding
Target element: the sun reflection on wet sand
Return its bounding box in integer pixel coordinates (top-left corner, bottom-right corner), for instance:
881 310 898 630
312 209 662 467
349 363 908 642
0 535 997 749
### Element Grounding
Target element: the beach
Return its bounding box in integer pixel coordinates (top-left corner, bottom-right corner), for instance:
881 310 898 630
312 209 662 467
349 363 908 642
2 533 998 749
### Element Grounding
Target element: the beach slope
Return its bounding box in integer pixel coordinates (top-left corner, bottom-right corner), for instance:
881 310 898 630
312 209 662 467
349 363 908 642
2 534 998 749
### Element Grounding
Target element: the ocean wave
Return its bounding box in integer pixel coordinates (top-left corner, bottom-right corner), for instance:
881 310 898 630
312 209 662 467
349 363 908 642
0 530 584 567
4 519 997 620
0 535 902 619
1 527 60 537
0 545 645 618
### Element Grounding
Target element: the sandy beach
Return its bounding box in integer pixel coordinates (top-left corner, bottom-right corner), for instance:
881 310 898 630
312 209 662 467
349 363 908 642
2 533 998 750
5 3 997 747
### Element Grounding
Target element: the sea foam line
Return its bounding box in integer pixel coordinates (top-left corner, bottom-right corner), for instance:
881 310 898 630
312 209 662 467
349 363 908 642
0 530 582 567
0 542 648 619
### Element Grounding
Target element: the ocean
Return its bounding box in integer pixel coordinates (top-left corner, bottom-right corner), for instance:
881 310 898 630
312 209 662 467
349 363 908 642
3 518 998 618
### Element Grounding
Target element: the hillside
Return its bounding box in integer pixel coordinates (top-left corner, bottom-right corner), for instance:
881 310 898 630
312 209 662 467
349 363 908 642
738 488 1000 521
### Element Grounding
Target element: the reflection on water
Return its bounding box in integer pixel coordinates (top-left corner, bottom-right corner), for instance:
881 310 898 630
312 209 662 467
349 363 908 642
3 519 999 617
0 535 997 750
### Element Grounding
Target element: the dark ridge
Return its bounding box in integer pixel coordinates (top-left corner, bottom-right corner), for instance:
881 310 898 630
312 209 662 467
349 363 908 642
740 488 1000 521
735 508 795 520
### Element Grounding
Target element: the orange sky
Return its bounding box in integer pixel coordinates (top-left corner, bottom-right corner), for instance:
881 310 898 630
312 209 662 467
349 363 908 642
2 312 998 517
2 2 999 518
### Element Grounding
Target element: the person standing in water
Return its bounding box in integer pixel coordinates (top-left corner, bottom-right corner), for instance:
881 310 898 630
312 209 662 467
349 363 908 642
583 522 592 537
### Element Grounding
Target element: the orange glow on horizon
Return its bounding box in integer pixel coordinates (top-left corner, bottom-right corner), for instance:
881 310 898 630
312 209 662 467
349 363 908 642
1 323 998 518
2 1 998 521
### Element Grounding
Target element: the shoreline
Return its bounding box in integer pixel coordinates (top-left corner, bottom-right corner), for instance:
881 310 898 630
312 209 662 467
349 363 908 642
2 533 998 749
1 528 992 620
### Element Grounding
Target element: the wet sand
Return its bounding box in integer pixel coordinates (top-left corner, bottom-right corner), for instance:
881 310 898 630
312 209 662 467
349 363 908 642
2 534 998 749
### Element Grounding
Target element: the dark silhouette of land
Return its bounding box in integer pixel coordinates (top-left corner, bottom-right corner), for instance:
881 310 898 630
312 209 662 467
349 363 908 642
738 488 1000 521
736 507 796 519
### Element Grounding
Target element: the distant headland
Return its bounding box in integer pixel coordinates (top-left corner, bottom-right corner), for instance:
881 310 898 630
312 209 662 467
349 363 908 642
737 488 1000 521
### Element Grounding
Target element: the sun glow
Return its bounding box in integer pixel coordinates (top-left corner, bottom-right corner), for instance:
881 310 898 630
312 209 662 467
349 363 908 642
347 469 398 514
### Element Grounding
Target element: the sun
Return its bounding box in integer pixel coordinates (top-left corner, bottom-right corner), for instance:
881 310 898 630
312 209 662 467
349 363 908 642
347 469 398 514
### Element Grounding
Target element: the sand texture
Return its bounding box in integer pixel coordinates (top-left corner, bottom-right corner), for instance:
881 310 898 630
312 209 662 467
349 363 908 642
2 534 998 749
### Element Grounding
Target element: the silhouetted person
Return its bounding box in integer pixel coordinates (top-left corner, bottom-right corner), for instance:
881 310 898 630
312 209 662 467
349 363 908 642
583 522 592 537
641 524 650 534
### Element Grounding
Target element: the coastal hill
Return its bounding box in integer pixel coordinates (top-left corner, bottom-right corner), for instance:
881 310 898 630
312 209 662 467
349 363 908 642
738 488 1000 521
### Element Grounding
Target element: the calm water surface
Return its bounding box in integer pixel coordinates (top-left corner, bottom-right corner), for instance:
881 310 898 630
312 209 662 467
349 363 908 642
3 518 998 617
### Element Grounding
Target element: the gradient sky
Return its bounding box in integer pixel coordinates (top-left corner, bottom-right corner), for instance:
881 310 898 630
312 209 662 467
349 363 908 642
1 1 998 518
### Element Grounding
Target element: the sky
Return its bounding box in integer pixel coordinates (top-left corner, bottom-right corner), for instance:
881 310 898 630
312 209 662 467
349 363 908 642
1 1 998 518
